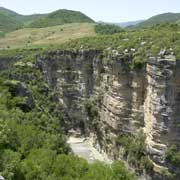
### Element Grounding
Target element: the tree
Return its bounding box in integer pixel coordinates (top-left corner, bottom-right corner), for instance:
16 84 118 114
0 149 21 180
20 148 56 180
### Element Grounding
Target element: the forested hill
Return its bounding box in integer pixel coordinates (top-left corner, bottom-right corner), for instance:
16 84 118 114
0 7 94 33
27 9 94 28
134 12 180 28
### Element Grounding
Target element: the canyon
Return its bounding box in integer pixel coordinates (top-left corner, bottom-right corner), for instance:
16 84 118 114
36 50 180 177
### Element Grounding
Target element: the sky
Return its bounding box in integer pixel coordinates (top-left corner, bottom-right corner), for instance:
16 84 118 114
0 0 180 22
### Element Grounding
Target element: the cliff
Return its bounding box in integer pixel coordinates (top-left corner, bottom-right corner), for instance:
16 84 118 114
36 50 180 178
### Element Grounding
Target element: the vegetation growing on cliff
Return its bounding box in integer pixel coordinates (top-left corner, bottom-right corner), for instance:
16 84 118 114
116 132 153 174
84 99 99 122
166 145 180 168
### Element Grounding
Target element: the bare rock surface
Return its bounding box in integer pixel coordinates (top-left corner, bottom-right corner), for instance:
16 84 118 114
67 136 112 164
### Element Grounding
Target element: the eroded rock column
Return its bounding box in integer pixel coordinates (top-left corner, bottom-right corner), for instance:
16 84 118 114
144 55 176 166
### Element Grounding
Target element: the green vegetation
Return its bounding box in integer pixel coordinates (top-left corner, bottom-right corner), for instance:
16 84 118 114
166 145 180 168
27 9 94 28
95 23 125 35
83 99 101 133
21 153 136 180
116 131 153 173
84 99 99 122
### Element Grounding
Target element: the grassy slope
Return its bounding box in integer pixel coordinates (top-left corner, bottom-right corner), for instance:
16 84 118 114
27 9 94 28
0 23 96 49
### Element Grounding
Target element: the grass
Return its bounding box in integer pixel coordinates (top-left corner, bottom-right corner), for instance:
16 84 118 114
0 23 96 49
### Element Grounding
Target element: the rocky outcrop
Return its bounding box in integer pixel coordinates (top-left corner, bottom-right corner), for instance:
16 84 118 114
145 56 180 167
92 54 146 159
36 50 180 174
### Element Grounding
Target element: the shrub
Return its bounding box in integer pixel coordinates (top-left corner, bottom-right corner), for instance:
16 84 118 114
166 145 180 168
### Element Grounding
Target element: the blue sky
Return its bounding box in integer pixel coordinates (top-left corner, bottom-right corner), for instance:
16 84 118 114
0 0 180 22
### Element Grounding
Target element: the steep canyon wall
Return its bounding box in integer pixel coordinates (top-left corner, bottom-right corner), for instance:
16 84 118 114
36 50 180 172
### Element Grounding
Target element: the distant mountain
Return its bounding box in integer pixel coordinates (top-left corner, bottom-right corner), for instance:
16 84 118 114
27 9 94 28
99 20 144 28
135 12 180 28
0 7 94 33
114 20 144 28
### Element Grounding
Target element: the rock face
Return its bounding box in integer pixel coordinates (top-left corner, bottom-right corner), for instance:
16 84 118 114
145 56 180 166
36 50 180 171
36 50 100 132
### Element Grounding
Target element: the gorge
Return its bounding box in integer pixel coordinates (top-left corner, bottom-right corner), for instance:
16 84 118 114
1 4 180 180
35 49 180 178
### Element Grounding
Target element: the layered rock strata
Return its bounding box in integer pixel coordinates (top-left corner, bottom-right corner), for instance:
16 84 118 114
36 50 180 171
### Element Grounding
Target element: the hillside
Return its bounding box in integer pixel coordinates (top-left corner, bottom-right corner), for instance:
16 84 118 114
0 7 45 32
0 8 23 32
135 12 180 28
0 23 96 49
0 7 94 33
27 9 94 28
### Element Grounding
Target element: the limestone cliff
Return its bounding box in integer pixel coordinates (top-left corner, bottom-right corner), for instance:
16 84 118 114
36 50 180 177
